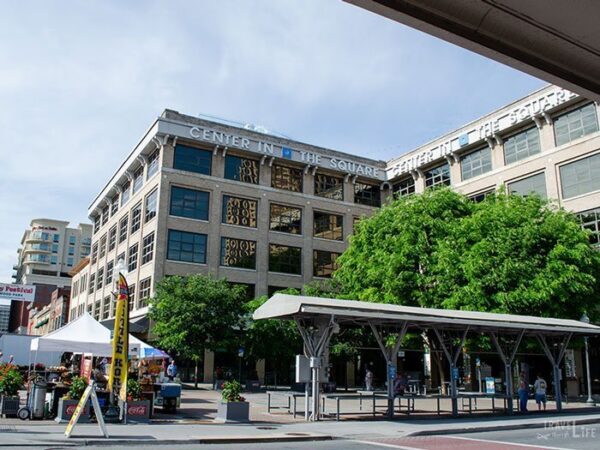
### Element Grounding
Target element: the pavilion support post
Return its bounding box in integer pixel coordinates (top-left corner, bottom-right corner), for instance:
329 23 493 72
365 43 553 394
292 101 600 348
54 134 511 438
295 317 337 421
490 330 524 415
537 333 572 412
433 327 469 417
369 321 408 418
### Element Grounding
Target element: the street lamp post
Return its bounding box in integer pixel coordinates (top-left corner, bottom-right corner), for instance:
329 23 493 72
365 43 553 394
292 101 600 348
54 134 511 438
580 313 595 405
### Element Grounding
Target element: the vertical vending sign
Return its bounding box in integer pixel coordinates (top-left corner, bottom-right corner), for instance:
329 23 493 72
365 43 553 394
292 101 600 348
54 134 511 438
108 274 129 403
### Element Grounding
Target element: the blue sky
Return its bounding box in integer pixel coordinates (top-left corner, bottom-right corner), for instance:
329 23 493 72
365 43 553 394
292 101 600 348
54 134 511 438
0 0 544 283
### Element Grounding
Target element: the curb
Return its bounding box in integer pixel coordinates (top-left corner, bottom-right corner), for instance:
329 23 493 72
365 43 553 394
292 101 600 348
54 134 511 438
406 417 600 437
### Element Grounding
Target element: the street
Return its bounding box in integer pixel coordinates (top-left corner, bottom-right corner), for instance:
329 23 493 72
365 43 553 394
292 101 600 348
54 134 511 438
6 424 599 450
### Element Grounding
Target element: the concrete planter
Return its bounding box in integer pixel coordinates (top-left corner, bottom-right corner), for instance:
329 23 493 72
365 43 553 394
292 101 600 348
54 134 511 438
0 396 20 417
125 400 152 423
55 398 90 423
216 401 249 423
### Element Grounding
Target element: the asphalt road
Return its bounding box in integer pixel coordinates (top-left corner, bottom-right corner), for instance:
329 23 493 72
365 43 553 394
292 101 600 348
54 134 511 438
9 425 600 449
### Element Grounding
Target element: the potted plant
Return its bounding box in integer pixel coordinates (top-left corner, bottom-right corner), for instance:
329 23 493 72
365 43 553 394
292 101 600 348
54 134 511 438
55 376 90 423
215 380 249 422
0 364 23 417
124 379 151 423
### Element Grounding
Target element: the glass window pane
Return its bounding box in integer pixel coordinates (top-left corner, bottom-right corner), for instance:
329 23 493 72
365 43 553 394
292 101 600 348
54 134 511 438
554 103 599 146
167 229 207 264
461 147 492 181
220 237 256 269
425 164 451 188
271 164 303 192
313 211 343 240
354 182 381 206
224 155 259 184
269 244 302 274
560 153 600 199
173 144 212 175
270 204 302 234
315 174 343 200
508 172 547 199
222 195 257 228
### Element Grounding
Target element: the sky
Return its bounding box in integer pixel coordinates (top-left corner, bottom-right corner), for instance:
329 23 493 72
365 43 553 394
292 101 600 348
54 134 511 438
0 0 544 283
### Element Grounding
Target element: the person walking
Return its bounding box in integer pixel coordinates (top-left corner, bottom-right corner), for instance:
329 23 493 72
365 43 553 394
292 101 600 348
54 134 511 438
167 359 178 381
518 371 529 412
365 367 374 391
534 374 548 411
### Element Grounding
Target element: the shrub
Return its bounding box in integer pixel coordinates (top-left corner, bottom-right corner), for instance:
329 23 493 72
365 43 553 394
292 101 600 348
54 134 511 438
221 380 245 402
65 376 88 400
127 379 142 401
0 364 24 397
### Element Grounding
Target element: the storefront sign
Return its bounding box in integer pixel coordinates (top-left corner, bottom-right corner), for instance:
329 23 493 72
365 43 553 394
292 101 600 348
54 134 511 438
188 126 384 180
389 87 578 177
0 283 36 302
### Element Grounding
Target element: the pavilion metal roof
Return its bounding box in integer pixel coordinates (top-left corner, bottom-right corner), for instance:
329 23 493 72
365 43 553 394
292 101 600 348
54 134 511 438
253 294 600 335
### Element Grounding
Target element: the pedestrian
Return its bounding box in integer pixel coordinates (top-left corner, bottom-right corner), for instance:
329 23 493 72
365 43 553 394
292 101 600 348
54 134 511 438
365 366 374 391
394 372 406 396
518 371 529 412
534 373 547 411
167 359 178 381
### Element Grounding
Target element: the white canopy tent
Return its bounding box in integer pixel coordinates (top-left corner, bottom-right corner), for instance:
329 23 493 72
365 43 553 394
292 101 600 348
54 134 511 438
30 312 144 357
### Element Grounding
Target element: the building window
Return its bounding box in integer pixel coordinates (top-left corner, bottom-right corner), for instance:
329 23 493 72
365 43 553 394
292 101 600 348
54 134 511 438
130 202 142 234
461 147 492 181
271 164 303 192
222 195 258 228
67 257 74 267
128 283 136 311
170 186 209 221
118 216 128 244
87 303 93 315
560 153 600 199
504 127 541 165
138 277 152 308
393 177 415 197
69 235 76 245
144 189 158 223
110 195 119 217
313 250 340 278
52 244 58 253
269 244 302 275
102 297 111 320
91 243 98 264
99 234 107 259
68 246 75 256
147 148 160 179
141 232 155 265
94 300 101 320
106 261 114 286
425 163 451 188
88 274 95 294
224 155 259 184
121 181 131 206
220 237 256 269
81 274 87 294
554 103 599 147
96 268 104 290
354 182 381 207
270 204 302 234
108 226 117 252
93 215 101 234
578 208 600 247
101 206 109 226
132 165 144 195
508 172 547 198
50 255 57 265
314 211 343 240
173 144 212 175
469 189 494 203
116 252 125 268
167 229 207 264
315 174 343 200
128 243 139 272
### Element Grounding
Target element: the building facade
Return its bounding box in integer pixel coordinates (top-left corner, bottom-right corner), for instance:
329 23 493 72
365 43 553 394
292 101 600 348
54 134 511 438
27 287 71 336
68 84 600 380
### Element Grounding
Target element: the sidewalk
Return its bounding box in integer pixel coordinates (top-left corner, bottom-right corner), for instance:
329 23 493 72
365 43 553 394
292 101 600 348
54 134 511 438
2 410 600 447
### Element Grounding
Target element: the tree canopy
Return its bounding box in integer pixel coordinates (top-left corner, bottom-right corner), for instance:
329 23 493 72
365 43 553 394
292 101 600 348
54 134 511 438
148 275 246 363
335 188 600 320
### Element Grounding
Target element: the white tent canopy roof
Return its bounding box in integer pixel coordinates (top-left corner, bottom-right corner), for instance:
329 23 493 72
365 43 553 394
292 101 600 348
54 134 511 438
30 312 144 356
253 294 600 335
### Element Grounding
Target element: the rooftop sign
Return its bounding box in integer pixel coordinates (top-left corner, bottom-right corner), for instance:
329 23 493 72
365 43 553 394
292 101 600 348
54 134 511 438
187 125 384 180
388 87 578 178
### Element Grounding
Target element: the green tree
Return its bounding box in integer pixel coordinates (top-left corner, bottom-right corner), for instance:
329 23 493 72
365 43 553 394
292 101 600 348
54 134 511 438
335 188 600 320
149 275 246 387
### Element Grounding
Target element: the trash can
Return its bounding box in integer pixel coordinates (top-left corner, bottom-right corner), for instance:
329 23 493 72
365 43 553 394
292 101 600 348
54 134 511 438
32 379 47 419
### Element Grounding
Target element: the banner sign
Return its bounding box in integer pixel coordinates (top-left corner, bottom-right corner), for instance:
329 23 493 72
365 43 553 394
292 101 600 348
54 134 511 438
108 273 129 403
0 283 36 302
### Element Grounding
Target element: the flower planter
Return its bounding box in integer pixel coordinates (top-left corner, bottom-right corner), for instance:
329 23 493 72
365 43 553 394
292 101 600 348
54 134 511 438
0 396 20 417
55 398 90 423
216 401 249 423
125 400 151 423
